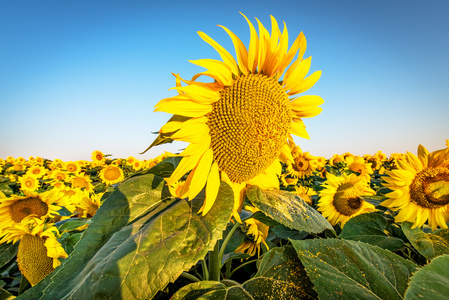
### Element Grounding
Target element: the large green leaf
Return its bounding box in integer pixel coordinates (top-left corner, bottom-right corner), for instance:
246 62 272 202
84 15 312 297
405 254 449 300
291 238 418 300
246 186 333 234
0 242 18 268
242 246 317 299
401 222 449 260
171 281 254 300
339 213 404 251
20 174 234 300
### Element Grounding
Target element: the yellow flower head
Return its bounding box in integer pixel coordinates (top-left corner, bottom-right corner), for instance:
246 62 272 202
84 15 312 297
26 165 47 178
99 165 124 185
317 173 376 227
153 13 323 221
381 144 449 231
76 192 103 218
286 145 318 179
19 175 40 192
235 206 269 257
0 191 61 234
294 185 316 206
0 216 67 286
70 173 93 192
65 161 82 174
91 150 106 165
348 156 374 179
329 154 345 166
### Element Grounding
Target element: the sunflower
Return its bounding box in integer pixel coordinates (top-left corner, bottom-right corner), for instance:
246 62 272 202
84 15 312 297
65 161 82 174
381 144 449 231
235 206 269 257
0 191 61 233
99 165 124 185
293 185 316 206
75 192 103 218
91 150 106 166
153 13 323 220
0 216 67 286
348 156 373 180
70 173 94 192
18 175 40 192
286 145 318 179
317 173 376 227
26 165 47 178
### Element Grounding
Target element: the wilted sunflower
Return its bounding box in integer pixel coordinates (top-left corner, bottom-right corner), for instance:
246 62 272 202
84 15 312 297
317 173 376 227
235 206 269 257
99 165 124 185
381 144 449 231
0 191 61 233
153 13 323 220
0 216 68 286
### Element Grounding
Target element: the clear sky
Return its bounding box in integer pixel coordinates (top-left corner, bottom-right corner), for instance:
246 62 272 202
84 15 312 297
1 0 448 161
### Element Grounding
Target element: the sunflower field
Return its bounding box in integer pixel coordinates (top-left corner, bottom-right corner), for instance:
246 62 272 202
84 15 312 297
2 13 449 300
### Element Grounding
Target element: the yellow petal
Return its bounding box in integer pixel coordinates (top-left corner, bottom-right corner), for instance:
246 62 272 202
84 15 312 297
290 120 310 140
240 12 259 73
188 148 214 200
197 31 239 76
189 59 233 86
201 162 220 216
168 152 203 185
170 122 209 143
170 83 220 104
288 70 322 96
283 56 311 91
218 25 249 75
155 98 212 118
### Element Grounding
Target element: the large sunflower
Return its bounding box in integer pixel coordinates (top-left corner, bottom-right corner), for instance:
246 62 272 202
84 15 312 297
0 216 68 286
0 191 61 234
381 144 449 231
317 173 376 227
153 13 323 220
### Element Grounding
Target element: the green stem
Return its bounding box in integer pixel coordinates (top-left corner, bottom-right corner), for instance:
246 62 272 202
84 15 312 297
209 241 221 281
201 259 209 281
218 222 241 267
180 272 201 282
229 259 258 278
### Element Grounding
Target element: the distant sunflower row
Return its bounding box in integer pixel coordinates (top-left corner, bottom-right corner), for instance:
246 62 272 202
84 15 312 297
1 140 449 283
0 150 172 286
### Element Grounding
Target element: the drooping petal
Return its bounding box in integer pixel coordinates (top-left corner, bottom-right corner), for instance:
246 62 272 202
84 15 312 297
200 162 221 216
188 148 214 200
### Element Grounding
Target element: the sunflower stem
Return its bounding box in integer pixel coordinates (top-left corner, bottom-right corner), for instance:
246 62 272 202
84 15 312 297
208 241 221 282
218 222 241 268
201 259 209 281
180 271 201 282
229 259 258 278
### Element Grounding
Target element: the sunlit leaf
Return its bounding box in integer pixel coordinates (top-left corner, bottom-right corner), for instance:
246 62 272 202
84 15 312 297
246 186 333 234
171 281 254 300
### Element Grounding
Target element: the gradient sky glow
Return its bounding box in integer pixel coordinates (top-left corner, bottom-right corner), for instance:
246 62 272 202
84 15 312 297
1 0 448 161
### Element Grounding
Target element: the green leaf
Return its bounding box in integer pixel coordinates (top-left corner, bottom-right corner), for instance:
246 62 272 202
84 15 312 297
140 115 191 154
143 156 182 179
271 225 308 241
242 246 317 299
23 174 233 300
405 254 449 300
401 222 449 260
339 213 404 251
171 281 254 300
55 218 90 233
0 242 18 268
246 186 333 234
246 211 279 227
291 238 418 300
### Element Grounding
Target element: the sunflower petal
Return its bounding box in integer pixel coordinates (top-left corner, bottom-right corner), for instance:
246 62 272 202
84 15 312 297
201 162 220 216
188 148 214 200
290 120 310 139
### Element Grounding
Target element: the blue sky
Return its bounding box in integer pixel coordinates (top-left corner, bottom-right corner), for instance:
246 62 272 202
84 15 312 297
1 0 448 161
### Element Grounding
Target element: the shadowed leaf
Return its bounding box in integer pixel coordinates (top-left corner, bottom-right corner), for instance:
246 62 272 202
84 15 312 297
401 222 449 260
291 238 418 300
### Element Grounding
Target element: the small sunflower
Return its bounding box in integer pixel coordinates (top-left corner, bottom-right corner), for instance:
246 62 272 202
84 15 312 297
317 173 376 227
133 160 143 171
152 13 323 221
0 191 61 233
65 161 82 174
126 156 136 166
293 185 316 206
18 175 40 192
0 216 68 286
91 150 106 166
48 170 68 183
99 165 124 185
348 156 373 180
381 144 449 231
76 192 103 218
70 173 94 192
235 206 269 257
26 165 47 178
286 144 318 179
